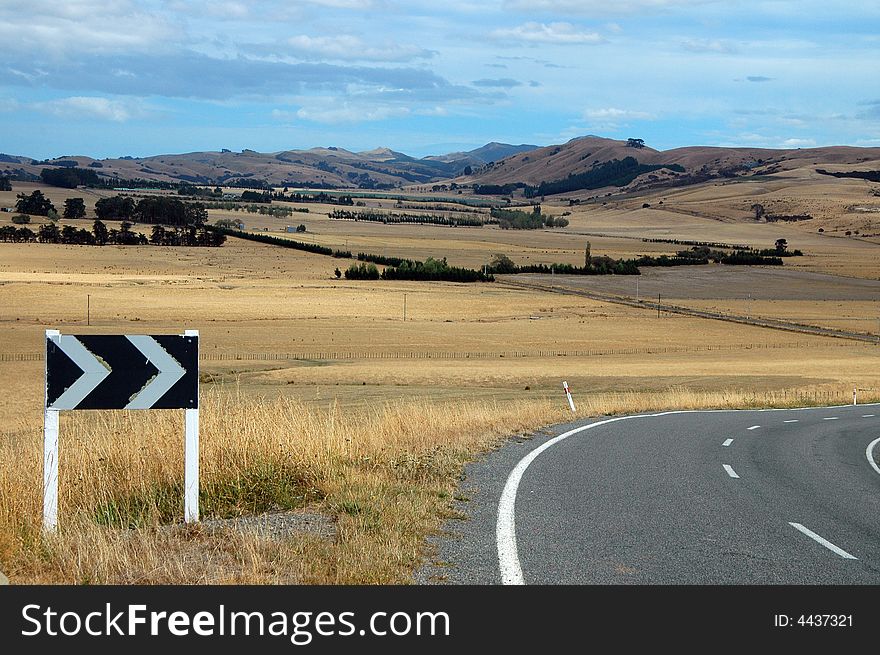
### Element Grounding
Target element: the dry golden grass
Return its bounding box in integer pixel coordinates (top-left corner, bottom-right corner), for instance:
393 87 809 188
1 391 569 583
1 192 878 584
674 299 880 335
3 385 875 585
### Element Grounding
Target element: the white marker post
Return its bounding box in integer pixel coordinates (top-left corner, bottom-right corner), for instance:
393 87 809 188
184 329 199 523
43 328 61 534
853 387 857 406
563 380 576 413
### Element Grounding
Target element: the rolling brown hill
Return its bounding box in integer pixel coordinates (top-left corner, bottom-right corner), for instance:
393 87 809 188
3 137 879 196
0 143 538 190
461 136 880 196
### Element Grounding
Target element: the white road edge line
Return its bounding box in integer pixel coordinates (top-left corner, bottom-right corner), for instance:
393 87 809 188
495 403 880 585
866 437 880 477
823 417 839 421
863 414 876 418
497 413 648 585
783 420 799 423
747 425 761 430
722 438 734 447
788 522 858 560
723 464 740 479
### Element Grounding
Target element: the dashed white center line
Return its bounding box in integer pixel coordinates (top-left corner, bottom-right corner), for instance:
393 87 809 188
747 425 761 430
788 523 858 560
783 419 799 423
823 417 839 421
722 464 740 479
863 414 876 418
722 438 734 447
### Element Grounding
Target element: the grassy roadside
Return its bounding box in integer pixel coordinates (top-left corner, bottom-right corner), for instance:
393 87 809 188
0 384 876 584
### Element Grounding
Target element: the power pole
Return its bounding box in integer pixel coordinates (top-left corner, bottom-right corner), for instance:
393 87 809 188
87 294 90 326
658 293 661 318
636 278 639 302
403 293 407 322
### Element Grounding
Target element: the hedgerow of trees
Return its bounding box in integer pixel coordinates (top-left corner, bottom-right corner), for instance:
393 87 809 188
0 218 224 247
330 209 484 227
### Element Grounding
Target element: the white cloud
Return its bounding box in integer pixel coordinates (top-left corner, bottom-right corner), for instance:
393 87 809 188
284 101 411 124
282 35 433 62
34 96 150 122
472 78 522 88
585 107 653 120
415 106 449 116
0 0 179 55
680 38 739 54
300 0 376 7
271 109 298 121
204 2 251 19
781 138 816 147
502 0 718 14
490 22 605 45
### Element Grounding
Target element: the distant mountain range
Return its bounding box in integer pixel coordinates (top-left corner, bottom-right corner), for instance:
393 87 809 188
2 136 879 195
0 142 540 190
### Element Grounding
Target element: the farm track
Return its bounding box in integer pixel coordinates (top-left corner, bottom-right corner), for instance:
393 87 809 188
498 277 880 345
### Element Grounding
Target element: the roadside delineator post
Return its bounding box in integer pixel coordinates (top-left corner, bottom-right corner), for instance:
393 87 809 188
563 381 576 413
853 387 857 406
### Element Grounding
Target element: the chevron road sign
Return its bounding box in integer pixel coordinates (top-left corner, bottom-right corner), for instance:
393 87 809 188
46 334 198 410
43 329 200 533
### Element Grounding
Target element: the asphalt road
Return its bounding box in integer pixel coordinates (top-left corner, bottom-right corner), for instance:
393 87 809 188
417 404 880 584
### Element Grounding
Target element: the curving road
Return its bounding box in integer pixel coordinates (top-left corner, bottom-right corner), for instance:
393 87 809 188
418 404 880 585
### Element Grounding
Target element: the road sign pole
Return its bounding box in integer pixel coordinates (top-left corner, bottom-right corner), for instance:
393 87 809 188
184 329 199 523
43 329 61 534
43 408 59 534
184 408 199 523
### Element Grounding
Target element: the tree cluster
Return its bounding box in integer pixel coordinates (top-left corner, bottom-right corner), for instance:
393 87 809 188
40 167 100 188
15 190 55 216
489 206 568 229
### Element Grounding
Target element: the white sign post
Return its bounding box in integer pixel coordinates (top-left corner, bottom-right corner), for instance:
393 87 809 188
43 328 199 533
43 330 61 533
184 330 199 523
563 380 576 413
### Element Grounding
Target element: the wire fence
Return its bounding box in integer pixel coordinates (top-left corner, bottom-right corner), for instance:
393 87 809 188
0 340 856 364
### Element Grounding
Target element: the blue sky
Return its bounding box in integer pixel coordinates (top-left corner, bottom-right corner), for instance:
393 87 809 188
1 0 878 158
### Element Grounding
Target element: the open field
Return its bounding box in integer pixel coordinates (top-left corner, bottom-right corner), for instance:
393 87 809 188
513 268 880 336
2 176 879 584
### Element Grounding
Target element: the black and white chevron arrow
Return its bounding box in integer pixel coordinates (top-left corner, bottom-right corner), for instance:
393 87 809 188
46 334 198 410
